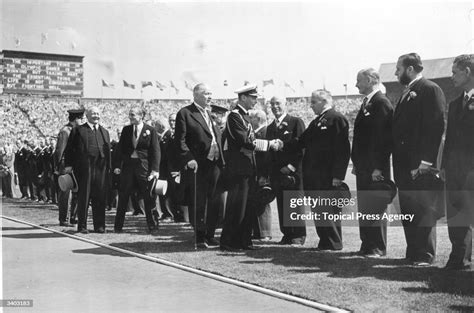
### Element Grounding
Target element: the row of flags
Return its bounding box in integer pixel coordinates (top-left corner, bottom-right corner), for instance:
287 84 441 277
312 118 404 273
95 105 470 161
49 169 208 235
102 79 306 94
14 34 77 50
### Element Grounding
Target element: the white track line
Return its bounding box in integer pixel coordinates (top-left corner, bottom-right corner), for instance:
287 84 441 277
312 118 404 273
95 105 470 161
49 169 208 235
2 215 349 313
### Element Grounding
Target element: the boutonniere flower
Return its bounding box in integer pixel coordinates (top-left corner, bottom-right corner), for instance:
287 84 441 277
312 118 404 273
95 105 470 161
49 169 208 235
408 91 417 101
143 129 151 137
317 118 328 129
278 121 288 130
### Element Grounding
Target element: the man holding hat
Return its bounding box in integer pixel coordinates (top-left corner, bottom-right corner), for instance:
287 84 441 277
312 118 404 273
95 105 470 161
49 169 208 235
392 53 445 266
64 107 111 234
113 106 161 233
55 108 85 226
220 84 276 251
352 68 394 258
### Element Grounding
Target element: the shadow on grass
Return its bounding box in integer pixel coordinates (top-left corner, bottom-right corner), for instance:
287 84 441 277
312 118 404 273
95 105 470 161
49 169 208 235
237 247 474 296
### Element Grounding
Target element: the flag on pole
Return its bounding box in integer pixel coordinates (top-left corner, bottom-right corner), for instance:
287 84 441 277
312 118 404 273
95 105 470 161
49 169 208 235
102 79 114 88
263 79 274 87
141 81 153 88
71 42 77 50
284 81 296 93
41 33 48 45
155 81 166 90
123 80 136 89
170 81 179 94
223 80 228 86
184 80 193 91
299 80 305 88
14 37 21 47
244 80 250 86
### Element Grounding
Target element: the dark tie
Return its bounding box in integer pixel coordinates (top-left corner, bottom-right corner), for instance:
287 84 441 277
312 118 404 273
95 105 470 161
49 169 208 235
361 97 368 111
134 125 138 138
463 94 470 109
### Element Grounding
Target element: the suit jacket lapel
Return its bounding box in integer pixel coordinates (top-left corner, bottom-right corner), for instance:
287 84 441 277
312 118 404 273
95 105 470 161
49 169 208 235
190 104 212 136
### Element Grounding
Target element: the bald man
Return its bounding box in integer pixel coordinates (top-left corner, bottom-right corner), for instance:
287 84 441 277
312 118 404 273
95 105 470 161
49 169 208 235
175 83 225 248
65 106 111 234
266 95 307 245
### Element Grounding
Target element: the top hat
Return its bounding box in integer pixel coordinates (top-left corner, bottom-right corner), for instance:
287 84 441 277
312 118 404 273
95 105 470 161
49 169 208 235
149 177 168 197
58 172 78 192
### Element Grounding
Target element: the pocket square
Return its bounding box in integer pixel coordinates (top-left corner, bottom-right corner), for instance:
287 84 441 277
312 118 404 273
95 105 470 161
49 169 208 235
283 130 290 135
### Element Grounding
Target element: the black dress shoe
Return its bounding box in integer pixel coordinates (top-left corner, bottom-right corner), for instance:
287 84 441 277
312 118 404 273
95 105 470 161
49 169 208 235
242 245 263 250
70 218 78 225
444 263 471 270
219 244 242 252
78 229 89 234
114 228 123 233
59 221 71 227
95 227 106 234
196 241 209 249
205 237 220 246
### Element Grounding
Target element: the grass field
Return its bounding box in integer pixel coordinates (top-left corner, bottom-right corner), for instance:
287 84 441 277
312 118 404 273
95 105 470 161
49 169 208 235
1 171 473 312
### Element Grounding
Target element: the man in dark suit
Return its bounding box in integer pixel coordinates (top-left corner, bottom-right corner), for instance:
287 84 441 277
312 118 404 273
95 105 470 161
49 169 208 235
175 83 225 248
441 54 474 270
352 68 393 258
14 139 29 199
281 90 350 251
220 84 278 251
54 109 85 226
392 53 445 266
266 95 306 245
64 106 111 234
249 108 272 241
114 106 161 233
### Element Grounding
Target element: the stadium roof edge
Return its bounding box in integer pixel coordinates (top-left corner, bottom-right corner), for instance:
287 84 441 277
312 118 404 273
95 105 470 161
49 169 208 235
1 50 84 61
379 56 455 83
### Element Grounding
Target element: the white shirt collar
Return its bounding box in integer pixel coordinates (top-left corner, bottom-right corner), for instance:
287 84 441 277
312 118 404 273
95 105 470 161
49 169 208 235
320 106 332 115
87 122 99 130
276 113 287 125
408 73 423 88
134 122 144 133
365 88 380 103
194 102 210 113
465 88 474 99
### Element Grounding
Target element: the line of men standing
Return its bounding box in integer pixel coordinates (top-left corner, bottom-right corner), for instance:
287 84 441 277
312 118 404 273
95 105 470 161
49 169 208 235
14 137 58 203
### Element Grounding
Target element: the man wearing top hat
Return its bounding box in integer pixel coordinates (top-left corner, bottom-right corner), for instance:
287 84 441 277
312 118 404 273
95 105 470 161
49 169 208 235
175 83 225 248
352 68 393 258
55 108 85 226
392 53 445 266
64 107 111 234
220 84 277 251
113 106 160 233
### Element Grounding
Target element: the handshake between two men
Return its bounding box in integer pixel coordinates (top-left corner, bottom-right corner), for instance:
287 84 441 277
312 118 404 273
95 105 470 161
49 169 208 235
253 139 284 152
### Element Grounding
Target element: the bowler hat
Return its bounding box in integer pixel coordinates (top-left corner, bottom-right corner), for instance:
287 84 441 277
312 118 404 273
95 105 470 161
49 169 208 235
368 179 397 204
149 177 168 197
58 172 78 192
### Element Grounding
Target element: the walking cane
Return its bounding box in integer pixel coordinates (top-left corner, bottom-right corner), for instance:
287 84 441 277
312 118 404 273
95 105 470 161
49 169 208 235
193 169 197 250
